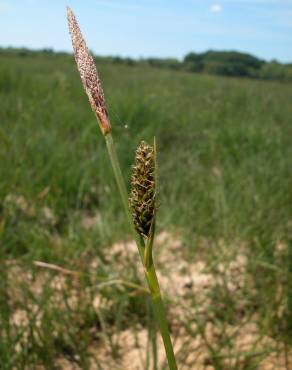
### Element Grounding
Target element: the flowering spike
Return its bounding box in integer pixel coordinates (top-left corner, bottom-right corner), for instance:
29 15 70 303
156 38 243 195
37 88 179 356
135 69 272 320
67 7 111 135
129 141 156 238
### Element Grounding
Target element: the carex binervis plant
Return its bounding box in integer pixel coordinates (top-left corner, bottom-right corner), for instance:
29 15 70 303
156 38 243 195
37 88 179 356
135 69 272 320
67 7 178 370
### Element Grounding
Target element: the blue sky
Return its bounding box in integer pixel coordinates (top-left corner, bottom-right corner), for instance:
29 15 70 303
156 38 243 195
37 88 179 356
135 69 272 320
0 0 291 62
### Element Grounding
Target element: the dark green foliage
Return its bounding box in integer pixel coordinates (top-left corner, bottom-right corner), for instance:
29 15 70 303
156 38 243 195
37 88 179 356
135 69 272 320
259 61 292 80
203 50 264 69
184 50 265 77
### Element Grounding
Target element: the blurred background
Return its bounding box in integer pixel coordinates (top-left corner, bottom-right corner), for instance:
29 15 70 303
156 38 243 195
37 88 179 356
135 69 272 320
0 1 292 369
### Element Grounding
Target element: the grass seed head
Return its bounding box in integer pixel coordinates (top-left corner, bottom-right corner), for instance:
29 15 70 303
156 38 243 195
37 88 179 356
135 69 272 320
67 7 111 136
129 141 156 238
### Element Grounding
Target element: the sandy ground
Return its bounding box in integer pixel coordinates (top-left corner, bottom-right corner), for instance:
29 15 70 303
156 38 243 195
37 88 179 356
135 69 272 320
6 229 291 369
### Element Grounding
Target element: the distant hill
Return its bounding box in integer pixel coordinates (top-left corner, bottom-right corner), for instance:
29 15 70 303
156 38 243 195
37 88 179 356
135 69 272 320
183 50 292 80
1 47 291 81
184 50 264 75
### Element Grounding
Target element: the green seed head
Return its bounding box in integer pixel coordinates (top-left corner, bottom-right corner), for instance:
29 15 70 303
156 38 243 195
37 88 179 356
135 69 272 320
129 141 156 238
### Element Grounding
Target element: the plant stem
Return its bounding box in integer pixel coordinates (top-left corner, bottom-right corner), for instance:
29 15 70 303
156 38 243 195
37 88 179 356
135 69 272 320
146 264 178 370
105 133 178 370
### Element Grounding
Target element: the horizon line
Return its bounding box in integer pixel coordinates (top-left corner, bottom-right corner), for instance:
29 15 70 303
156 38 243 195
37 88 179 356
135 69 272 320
1 45 291 65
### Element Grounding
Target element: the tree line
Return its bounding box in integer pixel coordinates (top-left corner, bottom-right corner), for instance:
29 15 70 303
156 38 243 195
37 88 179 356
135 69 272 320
1 47 291 82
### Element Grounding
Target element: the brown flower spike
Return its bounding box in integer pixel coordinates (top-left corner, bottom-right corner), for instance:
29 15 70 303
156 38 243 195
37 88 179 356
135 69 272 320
67 7 111 135
129 141 156 238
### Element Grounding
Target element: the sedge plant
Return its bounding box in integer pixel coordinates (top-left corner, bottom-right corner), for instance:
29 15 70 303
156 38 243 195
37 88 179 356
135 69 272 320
67 7 178 370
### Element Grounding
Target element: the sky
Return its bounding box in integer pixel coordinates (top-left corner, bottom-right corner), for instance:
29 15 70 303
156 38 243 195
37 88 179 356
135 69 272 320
0 0 292 63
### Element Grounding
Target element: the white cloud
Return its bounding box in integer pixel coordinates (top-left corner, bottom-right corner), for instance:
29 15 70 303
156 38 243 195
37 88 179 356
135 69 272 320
209 3 223 13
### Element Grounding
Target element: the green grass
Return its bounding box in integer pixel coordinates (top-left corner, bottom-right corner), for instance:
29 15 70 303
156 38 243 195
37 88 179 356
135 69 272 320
1 53 292 369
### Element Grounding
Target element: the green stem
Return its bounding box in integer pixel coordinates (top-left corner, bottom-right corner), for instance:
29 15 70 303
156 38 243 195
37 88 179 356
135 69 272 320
105 133 178 370
146 264 178 370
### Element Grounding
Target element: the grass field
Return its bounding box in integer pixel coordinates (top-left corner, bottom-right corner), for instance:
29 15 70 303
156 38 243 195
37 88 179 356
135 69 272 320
1 52 292 369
